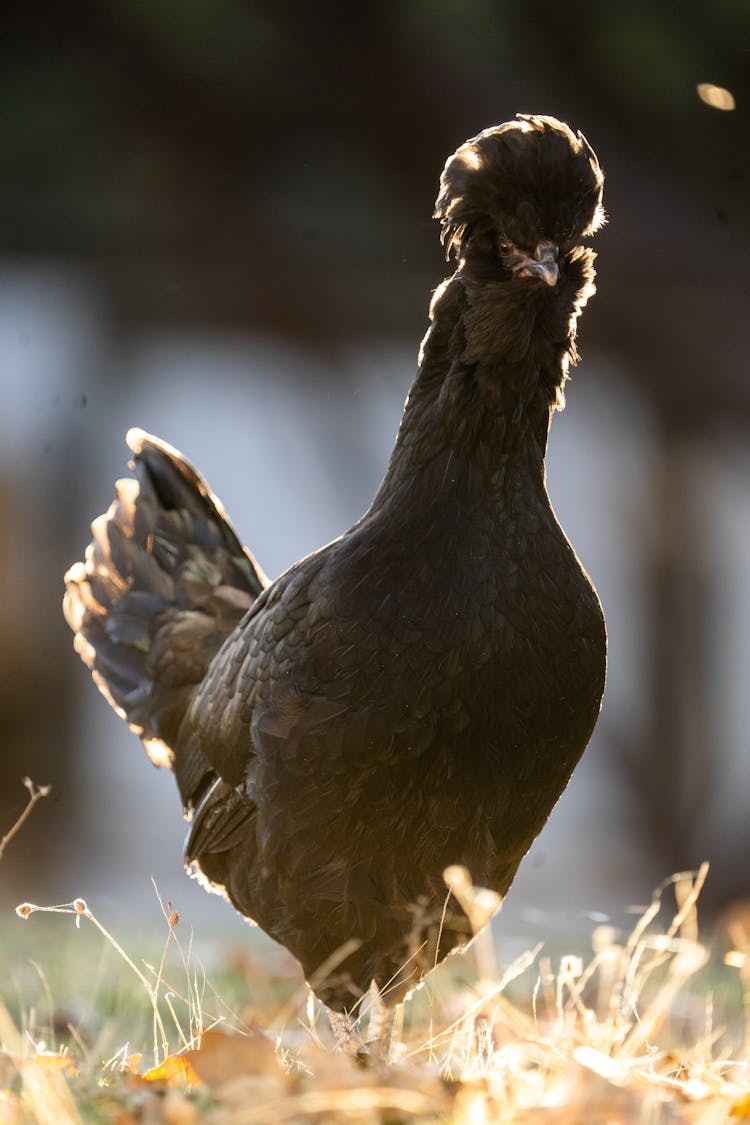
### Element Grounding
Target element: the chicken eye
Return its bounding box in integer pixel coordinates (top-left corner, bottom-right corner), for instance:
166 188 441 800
498 239 514 257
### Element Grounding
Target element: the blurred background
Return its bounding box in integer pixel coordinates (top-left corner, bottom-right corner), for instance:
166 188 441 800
0 1 748 942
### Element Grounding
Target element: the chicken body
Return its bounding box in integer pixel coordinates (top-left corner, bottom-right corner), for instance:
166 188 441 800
65 114 607 1014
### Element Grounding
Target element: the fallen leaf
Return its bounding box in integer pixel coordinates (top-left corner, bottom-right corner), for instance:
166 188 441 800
110 1112 140 1125
1 1051 77 1079
143 1054 201 1088
732 1092 750 1120
161 1088 200 1125
0 1090 24 1125
184 1027 279 1089
206 1073 290 1111
123 1053 142 1075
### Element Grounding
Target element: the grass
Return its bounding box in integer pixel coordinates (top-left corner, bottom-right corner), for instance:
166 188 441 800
1 785 749 1122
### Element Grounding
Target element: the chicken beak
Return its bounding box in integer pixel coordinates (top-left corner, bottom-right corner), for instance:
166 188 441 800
513 242 559 287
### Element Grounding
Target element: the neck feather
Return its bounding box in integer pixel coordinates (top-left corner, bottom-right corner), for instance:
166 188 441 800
372 253 594 512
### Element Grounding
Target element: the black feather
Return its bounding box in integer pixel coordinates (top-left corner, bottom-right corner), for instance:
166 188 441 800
64 116 607 1016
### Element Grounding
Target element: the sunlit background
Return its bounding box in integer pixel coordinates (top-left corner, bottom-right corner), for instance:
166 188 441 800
0 3 747 945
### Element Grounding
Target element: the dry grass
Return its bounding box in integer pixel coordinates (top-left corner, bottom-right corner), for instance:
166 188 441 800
1 789 749 1122
1 863 749 1123
0 780 50 864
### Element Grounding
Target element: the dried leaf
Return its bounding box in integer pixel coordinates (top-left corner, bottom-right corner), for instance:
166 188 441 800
123 1053 142 1075
1 1052 77 1079
143 1054 201 1088
161 1089 200 1125
296 1040 366 1091
207 1073 291 1111
110 1113 140 1125
732 1092 750 1120
184 1027 280 1090
0 1090 25 1125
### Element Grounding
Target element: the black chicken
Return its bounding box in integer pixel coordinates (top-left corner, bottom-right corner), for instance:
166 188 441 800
64 114 607 1041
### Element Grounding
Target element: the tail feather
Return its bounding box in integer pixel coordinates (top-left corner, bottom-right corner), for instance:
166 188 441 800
64 429 267 787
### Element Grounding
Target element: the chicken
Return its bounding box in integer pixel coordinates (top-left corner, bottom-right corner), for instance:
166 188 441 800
64 114 607 1033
